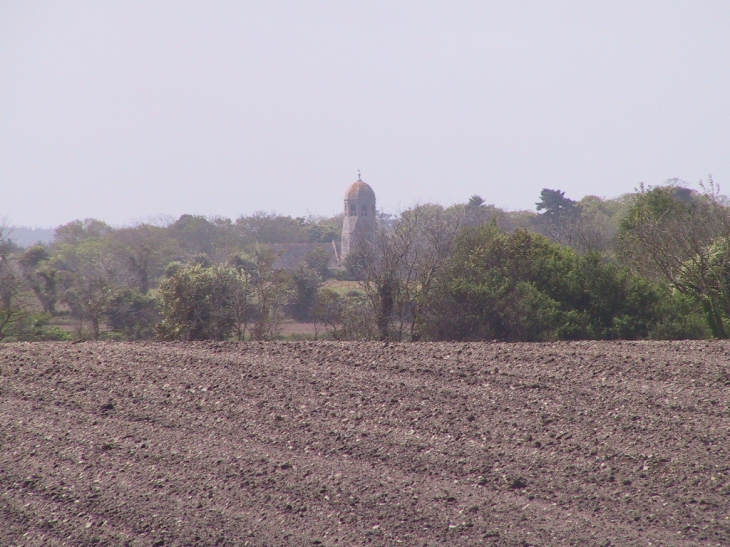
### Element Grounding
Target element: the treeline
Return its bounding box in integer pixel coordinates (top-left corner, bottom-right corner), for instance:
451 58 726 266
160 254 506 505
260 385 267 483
0 212 340 341
0 180 725 341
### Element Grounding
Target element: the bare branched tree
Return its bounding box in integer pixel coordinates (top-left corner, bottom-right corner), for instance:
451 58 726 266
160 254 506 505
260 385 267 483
59 255 129 340
347 204 461 340
108 223 173 294
230 247 289 340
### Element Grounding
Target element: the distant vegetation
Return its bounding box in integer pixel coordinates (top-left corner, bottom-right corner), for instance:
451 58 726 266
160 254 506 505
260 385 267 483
4 226 55 247
0 179 725 342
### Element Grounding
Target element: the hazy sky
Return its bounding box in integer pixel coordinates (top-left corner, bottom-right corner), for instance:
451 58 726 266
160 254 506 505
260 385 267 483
2 1 729 227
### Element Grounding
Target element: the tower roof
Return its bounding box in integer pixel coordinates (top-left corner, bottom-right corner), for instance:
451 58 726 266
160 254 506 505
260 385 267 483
345 179 376 201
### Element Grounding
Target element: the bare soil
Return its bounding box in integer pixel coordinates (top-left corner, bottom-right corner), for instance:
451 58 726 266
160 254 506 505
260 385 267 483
1 340 729 546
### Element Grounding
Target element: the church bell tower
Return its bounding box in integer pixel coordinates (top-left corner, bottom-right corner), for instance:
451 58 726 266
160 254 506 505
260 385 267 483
341 173 376 261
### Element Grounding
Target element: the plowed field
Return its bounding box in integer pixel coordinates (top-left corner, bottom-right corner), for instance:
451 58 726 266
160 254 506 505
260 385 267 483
1 341 729 546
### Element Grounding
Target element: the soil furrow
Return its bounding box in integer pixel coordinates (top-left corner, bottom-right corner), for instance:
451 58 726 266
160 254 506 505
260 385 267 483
1 341 729 546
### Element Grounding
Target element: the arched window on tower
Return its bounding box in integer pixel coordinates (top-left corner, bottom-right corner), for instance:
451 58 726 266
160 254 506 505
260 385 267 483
361 204 368 216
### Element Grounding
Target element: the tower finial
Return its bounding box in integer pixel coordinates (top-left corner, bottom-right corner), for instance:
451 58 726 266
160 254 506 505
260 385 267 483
357 169 361 181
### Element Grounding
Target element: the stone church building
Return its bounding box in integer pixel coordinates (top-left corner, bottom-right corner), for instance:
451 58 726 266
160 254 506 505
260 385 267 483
271 175 376 270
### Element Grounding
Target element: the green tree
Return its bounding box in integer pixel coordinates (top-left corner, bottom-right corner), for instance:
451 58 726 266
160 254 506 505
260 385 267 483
619 179 730 337
536 189 578 219
289 248 330 321
423 225 662 341
18 245 58 315
54 219 114 246
567 195 629 253
105 289 159 339
304 215 342 243
303 247 332 279
236 212 309 244
315 289 377 341
460 196 507 229
312 288 345 339
290 262 322 321
0 256 30 340
157 261 242 340
167 214 239 260
468 195 486 208
536 188 580 246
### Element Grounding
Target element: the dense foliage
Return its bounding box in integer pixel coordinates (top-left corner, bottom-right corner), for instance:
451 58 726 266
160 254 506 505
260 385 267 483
1 180 723 341
422 227 677 341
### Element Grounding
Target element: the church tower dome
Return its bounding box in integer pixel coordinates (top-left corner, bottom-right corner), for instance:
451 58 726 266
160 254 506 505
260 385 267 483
345 180 376 202
341 173 376 261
